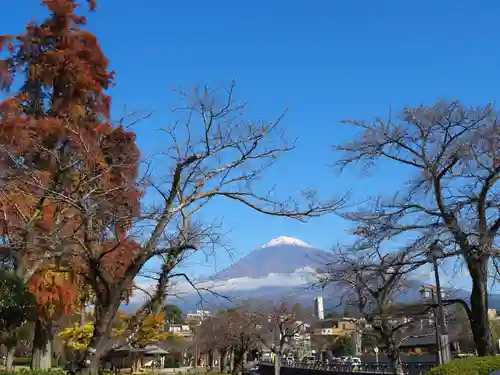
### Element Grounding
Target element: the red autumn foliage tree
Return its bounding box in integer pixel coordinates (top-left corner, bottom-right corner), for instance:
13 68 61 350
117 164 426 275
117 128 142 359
0 0 142 369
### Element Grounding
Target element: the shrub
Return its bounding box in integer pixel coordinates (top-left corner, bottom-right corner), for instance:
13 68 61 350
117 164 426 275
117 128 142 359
7 357 62 368
13 357 31 366
19 369 66 375
164 357 180 368
428 356 500 375
0 370 65 375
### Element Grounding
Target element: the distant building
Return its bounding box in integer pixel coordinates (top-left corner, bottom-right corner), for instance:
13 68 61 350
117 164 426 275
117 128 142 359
314 296 325 321
185 310 212 325
167 324 194 338
312 317 357 337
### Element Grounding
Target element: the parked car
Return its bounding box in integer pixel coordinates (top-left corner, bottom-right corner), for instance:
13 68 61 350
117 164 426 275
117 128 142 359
346 357 361 371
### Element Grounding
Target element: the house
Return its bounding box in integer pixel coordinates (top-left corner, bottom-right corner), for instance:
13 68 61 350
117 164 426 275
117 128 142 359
312 317 358 337
167 324 194 339
185 310 212 325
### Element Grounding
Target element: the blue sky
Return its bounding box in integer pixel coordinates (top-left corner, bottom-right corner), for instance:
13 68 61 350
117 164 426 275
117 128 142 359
2 1 500 287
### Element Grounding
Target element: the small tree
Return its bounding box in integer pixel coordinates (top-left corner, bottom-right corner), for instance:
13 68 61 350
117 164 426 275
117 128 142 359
197 312 233 372
338 335 355 357
0 270 37 370
114 311 170 348
58 311 169 353
225 306 260 375
164 304 184 328
58 323 94 353
257 300 312 375
0 269 36 332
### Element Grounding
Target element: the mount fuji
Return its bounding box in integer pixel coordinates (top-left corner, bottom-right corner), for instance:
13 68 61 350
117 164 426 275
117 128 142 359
127 236 500 313
214 236 328 280
123 236 336 312
171 236 334 310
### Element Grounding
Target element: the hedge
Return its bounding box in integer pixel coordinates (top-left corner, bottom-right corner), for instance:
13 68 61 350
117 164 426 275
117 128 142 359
428 356 500 375
8 357 62 368
0 369 65 375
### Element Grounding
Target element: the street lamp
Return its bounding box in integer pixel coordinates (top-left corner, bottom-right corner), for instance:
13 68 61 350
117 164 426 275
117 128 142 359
420 285 443 365
426 241 451 364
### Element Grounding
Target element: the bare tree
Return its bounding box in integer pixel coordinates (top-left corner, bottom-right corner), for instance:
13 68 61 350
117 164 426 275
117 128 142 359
31 82 339 374
334 101 500 355
319 246 429 375
257 299 312 375
197 311 233 373
225 305 261 375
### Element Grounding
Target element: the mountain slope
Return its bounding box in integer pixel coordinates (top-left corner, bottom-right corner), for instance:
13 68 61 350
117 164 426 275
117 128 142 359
214 236 329 280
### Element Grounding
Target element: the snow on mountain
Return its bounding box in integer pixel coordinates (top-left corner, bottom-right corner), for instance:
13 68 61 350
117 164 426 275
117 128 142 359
261 236 312 248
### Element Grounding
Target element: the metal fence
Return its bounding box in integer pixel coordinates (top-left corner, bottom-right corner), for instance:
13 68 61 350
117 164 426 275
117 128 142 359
271 360 436 375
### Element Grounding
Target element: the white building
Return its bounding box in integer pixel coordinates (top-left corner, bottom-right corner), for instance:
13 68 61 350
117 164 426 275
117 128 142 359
314 296 325 321
167 324 193 338
185 310 212 324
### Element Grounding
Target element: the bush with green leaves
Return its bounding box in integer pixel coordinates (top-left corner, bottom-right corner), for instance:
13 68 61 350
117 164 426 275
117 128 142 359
0 369 66 375
428 356 500 375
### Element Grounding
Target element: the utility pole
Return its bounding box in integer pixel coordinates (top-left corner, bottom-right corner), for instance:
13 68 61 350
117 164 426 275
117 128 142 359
432 259 451 364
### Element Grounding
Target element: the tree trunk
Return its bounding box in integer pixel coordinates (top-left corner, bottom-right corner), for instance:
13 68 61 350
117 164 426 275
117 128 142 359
467 255 494 356
80 304 86 327
232 350 244 375
219 350 227 373
230 349 235 373
77 314 113 375
387 345 403 375
6 346 15 371
89 354 102 375
208 349 214 370
76 298 122 375
32 318 52 370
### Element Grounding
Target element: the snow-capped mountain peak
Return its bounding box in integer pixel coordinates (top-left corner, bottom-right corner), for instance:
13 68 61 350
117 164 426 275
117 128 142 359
261 236 312 248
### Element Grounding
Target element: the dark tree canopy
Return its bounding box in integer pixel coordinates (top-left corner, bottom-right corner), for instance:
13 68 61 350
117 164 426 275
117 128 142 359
0 269 37 331
164 304 183 325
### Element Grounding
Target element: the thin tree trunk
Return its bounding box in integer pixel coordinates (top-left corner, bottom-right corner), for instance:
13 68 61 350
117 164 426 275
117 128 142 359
219 350 227 373
468 255 494 356
208 350 214 370
230 349 235 373
32 318 52 370
6 347 15 371
387 344 403 375
80 303 86 327
232 350 244 375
